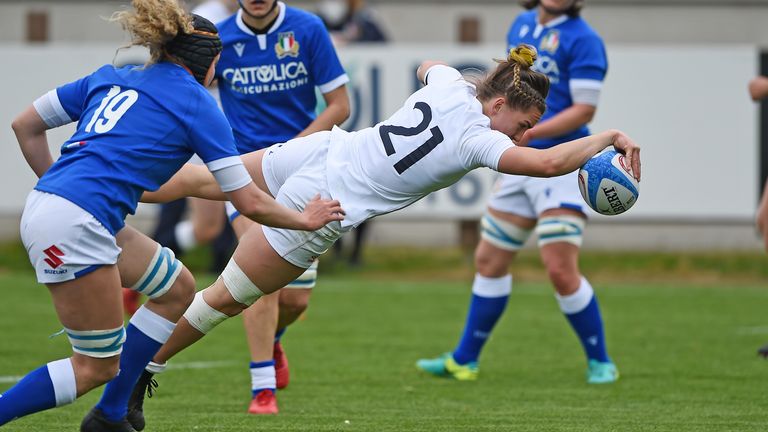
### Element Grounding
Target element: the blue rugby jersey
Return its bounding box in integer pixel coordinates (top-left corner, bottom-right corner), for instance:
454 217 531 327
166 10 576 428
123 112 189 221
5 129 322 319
35 62 241 234
215 2 349 153
507 10 607 149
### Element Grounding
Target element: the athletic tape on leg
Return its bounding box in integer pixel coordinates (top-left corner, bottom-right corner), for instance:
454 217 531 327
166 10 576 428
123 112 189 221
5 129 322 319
65 326 126 358
285 259 318 289
130 245 183 299
535 215 586 247
221 259 264 305
183 290 229 334
480 213 532 251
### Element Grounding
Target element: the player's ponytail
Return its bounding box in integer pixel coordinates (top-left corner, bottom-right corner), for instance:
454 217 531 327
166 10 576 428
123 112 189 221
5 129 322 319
111 0 222 84
111 0 193 65
474 44 549 114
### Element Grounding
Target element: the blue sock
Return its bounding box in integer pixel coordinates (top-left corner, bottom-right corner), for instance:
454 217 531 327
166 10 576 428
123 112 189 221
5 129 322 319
249 360 276 396
557 277 610 363
452 274 512 365
274 327 286 343
0 359 76 426
96 306 175 422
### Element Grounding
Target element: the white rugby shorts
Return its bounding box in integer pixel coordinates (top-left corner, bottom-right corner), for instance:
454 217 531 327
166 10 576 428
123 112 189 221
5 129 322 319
487 170 585 218
20 190 121 283
260 132 349 269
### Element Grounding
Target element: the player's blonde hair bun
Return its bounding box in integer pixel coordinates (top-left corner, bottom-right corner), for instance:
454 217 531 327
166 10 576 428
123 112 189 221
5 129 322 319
111 0 193 65
507 44 537 68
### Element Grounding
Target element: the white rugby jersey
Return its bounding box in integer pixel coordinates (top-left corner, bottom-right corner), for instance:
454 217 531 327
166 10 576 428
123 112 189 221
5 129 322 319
326 65 514 227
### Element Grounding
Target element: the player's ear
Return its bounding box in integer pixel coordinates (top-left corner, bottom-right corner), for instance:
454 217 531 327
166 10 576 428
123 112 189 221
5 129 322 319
493 97 506 114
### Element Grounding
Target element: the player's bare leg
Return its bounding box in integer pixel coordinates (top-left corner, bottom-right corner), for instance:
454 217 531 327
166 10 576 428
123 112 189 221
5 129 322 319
538 208 618 384
417 209 534 380
0 265 125 427
81 226 197 431
127 223 306 428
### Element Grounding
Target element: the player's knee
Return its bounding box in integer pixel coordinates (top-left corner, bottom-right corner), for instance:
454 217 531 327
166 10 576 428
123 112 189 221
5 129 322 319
480 213 532 253
280 295 309 319
535 215 585 249
129 245 184 299
183 289 231 334
474 251 509 277
544 264 580 294
165 267 196 308
73 356 121 390
221 258 265 306
67 326 126 387
194 223 221 244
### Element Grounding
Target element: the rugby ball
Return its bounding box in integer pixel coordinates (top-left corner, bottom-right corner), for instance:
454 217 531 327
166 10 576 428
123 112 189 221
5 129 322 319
577 150 639 216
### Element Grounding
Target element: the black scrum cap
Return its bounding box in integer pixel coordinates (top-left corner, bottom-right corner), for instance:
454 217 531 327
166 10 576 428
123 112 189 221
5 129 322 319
166 14 223 85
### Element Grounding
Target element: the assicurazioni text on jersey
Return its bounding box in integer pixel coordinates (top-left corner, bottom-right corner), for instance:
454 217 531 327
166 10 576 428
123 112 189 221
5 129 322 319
215 2 349 152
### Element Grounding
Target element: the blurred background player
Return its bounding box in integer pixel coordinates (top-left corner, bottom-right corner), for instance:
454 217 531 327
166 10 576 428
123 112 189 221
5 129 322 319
2 1 341 429
417 0 618 384
133 0 350 416
318 0 388 46
142 0 239 315
318 0 388 267
749 74 768 358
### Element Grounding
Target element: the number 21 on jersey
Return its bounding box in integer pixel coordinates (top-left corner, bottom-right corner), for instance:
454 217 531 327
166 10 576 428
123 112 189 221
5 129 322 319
379 102 444 174
85 85 139 134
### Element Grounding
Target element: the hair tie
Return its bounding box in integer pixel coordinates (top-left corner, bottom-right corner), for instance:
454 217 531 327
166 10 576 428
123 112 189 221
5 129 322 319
508 45 537 67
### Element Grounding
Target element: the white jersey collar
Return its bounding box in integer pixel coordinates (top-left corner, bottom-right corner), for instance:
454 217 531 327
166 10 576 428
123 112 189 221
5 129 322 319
236 2 286 37
533 13 569 38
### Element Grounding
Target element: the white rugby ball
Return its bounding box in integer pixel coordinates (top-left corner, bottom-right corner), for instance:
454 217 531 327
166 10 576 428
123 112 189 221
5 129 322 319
577 150 639 216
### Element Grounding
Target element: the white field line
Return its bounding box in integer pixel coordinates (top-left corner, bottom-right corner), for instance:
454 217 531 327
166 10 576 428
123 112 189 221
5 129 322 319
0 360 237 384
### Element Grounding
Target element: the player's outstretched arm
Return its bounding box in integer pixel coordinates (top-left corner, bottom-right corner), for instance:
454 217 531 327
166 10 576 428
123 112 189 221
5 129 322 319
497 129 641 181
141 164 225 203
227 184 345 231
142 160 345 231
12 105 54 178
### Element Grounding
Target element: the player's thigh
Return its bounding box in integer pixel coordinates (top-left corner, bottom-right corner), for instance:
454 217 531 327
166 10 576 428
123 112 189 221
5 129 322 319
232 223 306 294
279 287 312 311
47 264 124 331
232 214 255 239
190 198 226 239
115 225 163 287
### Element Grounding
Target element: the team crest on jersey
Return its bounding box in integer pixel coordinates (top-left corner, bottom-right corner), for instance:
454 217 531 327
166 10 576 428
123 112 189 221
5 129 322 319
233 42 246 58
275 32 300 59
539 29 560 53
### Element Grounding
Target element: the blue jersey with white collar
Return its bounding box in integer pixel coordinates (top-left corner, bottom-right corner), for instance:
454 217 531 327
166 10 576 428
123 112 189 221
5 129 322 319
507 10 607 149
215 3 349 153
35 62 240 234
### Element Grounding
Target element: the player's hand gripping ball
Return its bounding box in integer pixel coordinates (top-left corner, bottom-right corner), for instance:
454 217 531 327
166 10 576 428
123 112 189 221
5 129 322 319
578 150 639 216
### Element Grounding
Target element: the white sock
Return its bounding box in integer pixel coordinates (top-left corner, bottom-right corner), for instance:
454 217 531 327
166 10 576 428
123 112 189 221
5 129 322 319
250 364 276 392
130 305 176 344
555 277 594 314
174 220 196 252
145 361 167 374
47 358 76 407
472 273 513 297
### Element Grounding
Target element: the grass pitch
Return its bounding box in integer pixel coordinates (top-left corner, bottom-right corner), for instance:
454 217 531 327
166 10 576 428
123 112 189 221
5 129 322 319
1 251 768 431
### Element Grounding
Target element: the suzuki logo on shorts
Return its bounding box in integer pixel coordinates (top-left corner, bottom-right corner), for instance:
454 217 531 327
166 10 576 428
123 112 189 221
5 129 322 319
43 245 64 269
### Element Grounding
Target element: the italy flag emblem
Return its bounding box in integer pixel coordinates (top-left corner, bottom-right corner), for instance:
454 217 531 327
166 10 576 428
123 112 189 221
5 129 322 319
275 31 300 59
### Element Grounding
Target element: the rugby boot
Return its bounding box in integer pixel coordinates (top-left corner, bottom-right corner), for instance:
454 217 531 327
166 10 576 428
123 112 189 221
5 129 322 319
126 370 157 431
586 359 619 384
274 341 290 389
416 353 478 381
247 389 278 415
80 407 136 432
